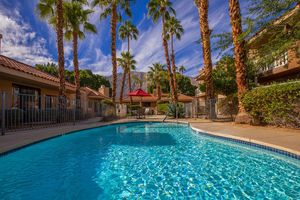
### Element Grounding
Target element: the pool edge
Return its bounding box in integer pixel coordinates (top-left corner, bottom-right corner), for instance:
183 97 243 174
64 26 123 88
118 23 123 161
1 120 299 160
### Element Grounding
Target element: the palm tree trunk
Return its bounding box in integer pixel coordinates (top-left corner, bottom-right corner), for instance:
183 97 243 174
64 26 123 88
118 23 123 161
162 16 175 103
170 34 178 103
56 0 66 109
120 70 126 104
198 0 216 119
111 3 117 104
157 81 161 100
127 36 133 104
229 0 250 123
73 31 80 109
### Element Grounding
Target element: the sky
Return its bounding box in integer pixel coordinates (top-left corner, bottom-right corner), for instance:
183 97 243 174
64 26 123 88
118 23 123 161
0 0 250 77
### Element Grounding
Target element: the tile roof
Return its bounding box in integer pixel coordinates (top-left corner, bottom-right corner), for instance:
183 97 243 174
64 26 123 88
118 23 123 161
82 86 110 100
0 55 75 88
121 93 194 103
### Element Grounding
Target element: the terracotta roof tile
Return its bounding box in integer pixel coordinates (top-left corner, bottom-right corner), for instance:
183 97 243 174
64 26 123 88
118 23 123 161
0 55 75 88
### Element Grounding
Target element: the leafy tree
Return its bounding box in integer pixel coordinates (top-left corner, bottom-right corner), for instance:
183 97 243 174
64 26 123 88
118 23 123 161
35 63 110 91
64 0 97 107
147 0 177 102
92 0 133 104
36 62 58 77
177 74 197 96
117 52 136 104
165 16 184 101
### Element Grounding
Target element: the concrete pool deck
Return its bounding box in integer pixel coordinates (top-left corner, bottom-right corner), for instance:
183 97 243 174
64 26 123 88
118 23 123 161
0 117 300 156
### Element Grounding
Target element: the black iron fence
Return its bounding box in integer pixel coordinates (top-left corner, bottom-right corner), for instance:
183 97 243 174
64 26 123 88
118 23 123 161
0 92 112 134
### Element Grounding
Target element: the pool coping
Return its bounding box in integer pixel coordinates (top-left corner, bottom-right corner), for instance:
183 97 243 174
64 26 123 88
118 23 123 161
1 120 299 160
187 123 300 160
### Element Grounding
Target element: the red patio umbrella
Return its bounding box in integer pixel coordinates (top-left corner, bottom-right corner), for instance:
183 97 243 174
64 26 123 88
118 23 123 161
128 89 151 107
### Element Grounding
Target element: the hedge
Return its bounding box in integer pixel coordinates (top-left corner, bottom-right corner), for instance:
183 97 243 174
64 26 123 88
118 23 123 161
157 103 169 114
242 81 300 128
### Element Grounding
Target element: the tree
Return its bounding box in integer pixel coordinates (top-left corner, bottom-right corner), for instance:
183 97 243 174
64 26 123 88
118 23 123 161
117 52 137 104
195 0 215 119
92 0 132 104
229 0 251 123
119 20 139 103
165 16 184 102
147 63 165 100
177 74 197 96
64 1 97 108
36 0 66 107
35 63 110 91
211 55 256 96
178 65 186 75
36 62 59 77
147 0 176 102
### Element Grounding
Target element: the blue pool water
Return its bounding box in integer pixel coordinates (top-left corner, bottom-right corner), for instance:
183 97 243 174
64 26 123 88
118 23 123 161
0 122 299 199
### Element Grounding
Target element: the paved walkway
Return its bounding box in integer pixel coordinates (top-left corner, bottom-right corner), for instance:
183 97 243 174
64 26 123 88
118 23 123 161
0 117 300 156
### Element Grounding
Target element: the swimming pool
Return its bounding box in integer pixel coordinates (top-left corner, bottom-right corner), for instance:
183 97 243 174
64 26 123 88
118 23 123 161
0 122 299 199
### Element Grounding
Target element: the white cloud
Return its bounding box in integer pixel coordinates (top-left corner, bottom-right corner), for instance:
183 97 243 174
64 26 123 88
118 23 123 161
0 8 54 66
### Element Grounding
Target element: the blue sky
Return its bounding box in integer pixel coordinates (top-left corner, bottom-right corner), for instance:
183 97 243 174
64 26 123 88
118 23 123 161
0 0 249 77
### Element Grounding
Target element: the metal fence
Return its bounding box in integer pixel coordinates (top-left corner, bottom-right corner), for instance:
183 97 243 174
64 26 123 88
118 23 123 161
0 92 111 134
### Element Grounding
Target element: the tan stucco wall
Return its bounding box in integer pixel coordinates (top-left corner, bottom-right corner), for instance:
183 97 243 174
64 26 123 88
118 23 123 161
0 77 75 109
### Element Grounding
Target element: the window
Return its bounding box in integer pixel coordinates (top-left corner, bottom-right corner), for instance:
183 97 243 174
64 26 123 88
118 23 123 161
12 84 41 110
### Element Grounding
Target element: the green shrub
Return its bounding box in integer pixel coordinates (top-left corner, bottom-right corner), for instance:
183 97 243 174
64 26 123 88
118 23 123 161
242 81 300 128
157 103 168 114
167 103 185 118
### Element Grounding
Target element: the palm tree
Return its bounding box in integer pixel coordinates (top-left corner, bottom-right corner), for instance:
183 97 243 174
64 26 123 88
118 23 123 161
119 21 139 103
64 1 97 108
195 0 216 119
147 0 176 102
148 63 164 100
119 20 139 52
117 52 136 104
229 0 250 123
37 0 66 107
165 16 184 102
92 0 132 104
178 65 186 75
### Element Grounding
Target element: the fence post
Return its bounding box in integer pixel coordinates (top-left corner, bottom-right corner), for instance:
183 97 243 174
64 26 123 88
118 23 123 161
1 92 6 135
73 100 76 126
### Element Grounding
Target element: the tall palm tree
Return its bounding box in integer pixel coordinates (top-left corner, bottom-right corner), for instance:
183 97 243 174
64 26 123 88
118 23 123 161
37 0 66 107
229 0 250 123
147 0 176 102
119 20 139 52
92 0 132 104
119 20 139 103
117 52 136 104
64 1 97 108
195 0 216 119
165 16 184 102
178 65 186 75
148 63 164 100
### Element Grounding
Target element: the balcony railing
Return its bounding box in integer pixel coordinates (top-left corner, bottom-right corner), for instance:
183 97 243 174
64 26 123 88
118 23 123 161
260 51 288 72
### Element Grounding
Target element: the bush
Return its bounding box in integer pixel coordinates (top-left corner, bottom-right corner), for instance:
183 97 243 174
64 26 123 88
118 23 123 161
242 81 300 128
157 103 168 114
167 103 185 118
